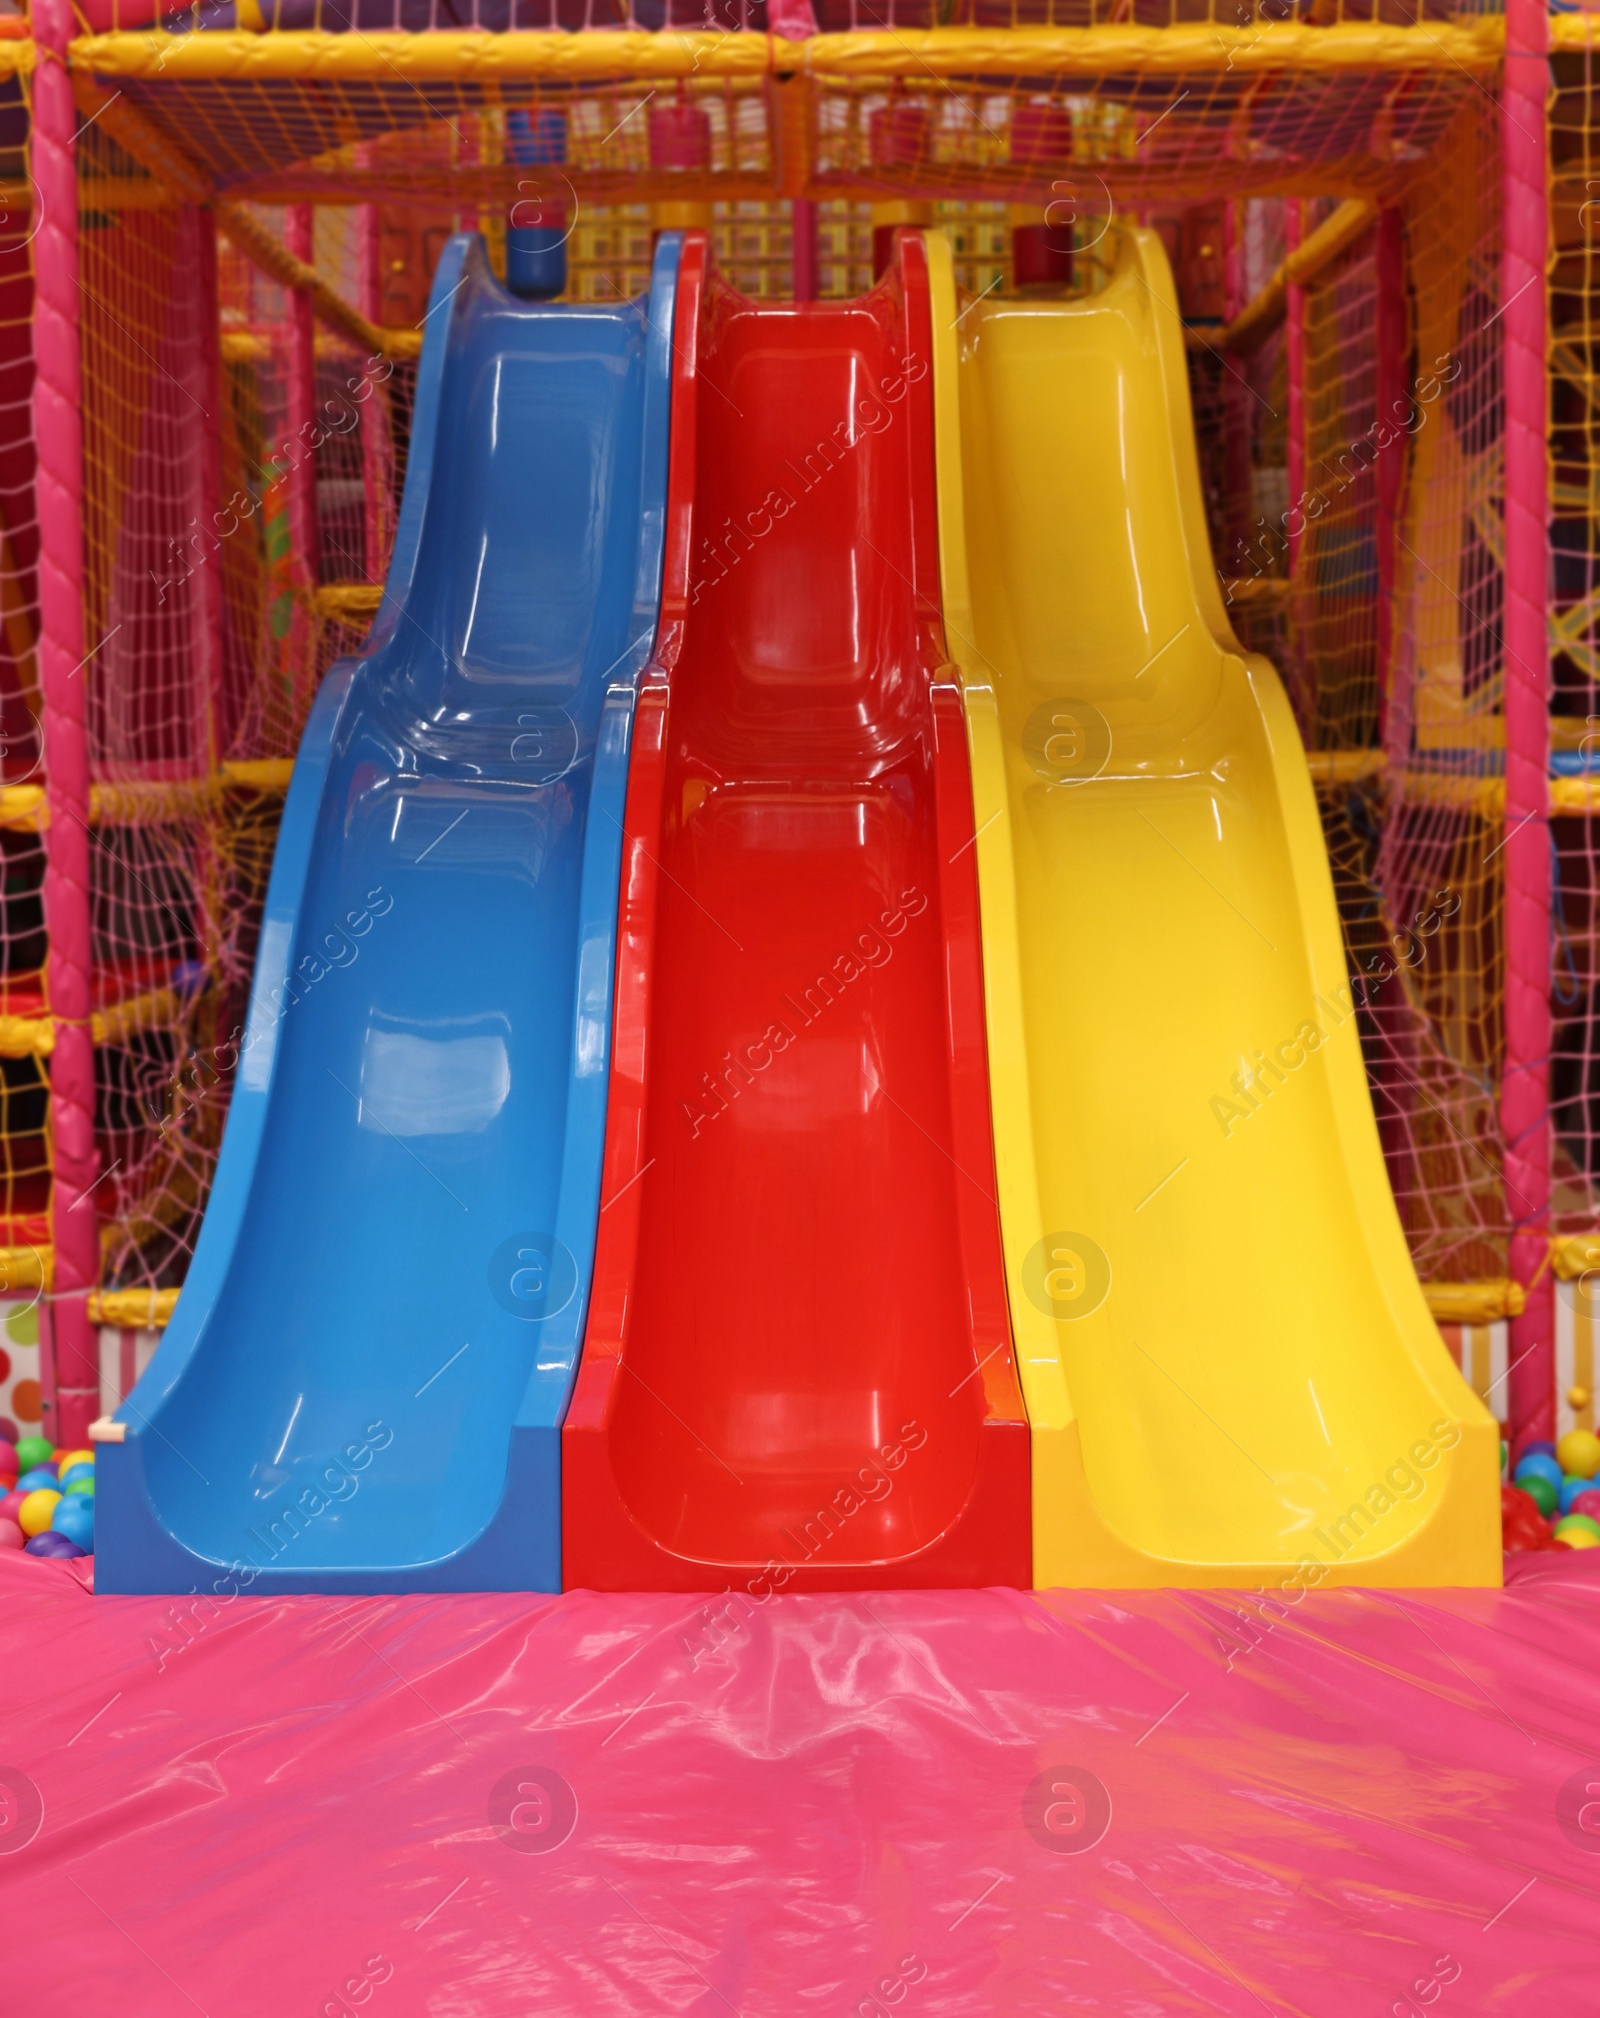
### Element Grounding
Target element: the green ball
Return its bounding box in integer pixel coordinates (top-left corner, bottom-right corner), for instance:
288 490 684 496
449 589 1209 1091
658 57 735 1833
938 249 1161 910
1556 1511 1600 1542
65 1478 94 1497
1520 1474 1559 1517
13 1435 51 1472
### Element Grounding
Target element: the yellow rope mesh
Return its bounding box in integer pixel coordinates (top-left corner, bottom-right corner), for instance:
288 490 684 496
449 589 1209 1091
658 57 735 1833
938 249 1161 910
1551 51 1600 1264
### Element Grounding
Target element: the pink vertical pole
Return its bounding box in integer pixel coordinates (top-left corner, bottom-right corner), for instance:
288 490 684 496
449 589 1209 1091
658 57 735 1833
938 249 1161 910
1285 199 1305 583
1501 0 1552 1452
284 204 319 584
792 197 818 302
33 0 100 1447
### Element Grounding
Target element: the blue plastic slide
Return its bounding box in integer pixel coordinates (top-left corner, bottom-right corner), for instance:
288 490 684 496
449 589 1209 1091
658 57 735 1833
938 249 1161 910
97 233 679 1593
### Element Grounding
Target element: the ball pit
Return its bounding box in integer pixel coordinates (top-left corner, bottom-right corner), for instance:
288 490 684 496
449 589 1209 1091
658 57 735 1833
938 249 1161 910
50 1494 93 1550
24 1530 86 1559
1514 1471 1559 1518
0 1439 97 1562
17 1488 59 1537
1556 1428 1600 1479
1501 1483 1566 1551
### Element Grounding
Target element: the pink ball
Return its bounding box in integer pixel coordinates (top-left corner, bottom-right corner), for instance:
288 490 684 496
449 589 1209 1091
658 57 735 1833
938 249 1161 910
0 1519 20 1550
0 1488 24 1524
0 1445 16 1483
1571 1490 1600 1523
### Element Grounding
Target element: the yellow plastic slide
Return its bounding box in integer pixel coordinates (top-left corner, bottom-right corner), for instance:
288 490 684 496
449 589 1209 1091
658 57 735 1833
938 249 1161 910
925 227 1501 1588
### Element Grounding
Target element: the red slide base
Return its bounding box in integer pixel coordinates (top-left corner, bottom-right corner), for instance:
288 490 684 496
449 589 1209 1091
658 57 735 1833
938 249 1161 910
563 235 1030 1593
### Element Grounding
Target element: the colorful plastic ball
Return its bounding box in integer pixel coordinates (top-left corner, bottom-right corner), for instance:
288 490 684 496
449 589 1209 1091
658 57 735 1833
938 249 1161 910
1515 1452 1564 1488
1557 1526 1600 1549
0 1518 20 1550
13 1434 51 1472
1556 1511 1600 1543
1557 1429 1600 1480
0 1448 15 1486
57 1463 94 1492
50 1495 92 1549
24 1531 84 1559
14 1466 55 1494
52 1448 93 1476
16 1488 59 1537
1515 1473 1559 1518
1503 1484 1559 1548
1572 1489 1600 1523
0 1487 25 1525
64 1477 94 1498
1559 1476 1590 1514
1519 1440 1559 1461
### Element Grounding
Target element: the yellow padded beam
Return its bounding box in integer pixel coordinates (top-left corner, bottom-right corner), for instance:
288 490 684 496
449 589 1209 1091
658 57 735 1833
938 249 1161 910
71 20 1504 83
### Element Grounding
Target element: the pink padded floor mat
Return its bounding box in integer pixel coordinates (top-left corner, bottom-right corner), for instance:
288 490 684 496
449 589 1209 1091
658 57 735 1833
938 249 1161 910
2 1550 1596 2012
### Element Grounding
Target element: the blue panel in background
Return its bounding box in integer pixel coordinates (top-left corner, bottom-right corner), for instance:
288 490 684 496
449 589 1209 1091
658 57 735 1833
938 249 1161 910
96 232 681 1593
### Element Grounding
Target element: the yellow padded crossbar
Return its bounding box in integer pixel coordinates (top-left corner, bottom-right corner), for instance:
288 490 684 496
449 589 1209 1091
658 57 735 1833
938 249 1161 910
71 20 1505 83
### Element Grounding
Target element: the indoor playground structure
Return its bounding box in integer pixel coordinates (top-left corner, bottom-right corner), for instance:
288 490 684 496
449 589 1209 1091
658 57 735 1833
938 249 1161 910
2 0 1600 2006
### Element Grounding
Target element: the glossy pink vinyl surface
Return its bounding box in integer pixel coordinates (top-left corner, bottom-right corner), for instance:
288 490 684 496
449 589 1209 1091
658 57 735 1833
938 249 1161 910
2 1548 1598 2008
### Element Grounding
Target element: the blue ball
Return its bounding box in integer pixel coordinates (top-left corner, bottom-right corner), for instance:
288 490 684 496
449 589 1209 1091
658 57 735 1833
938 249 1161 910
14 1467 56 1494
1514 1452 1565 1490
1560 1475 1592 1514
49 1494 92 1549
57 1463 94 1492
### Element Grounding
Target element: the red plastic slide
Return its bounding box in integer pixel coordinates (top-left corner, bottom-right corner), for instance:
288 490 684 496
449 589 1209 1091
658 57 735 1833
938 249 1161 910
563 234 1030 1590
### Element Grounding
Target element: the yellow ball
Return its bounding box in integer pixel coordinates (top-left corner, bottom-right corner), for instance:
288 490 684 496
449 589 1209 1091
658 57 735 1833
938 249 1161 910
53 1448 93 1474
1557 1429 1600 1480
1569 1386 1592 1411
1558 1526 1600 1549
17 1488 60 1537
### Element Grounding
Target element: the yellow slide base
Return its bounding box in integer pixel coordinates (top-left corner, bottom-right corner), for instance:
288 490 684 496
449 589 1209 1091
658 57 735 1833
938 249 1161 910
925 228 1501 1589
